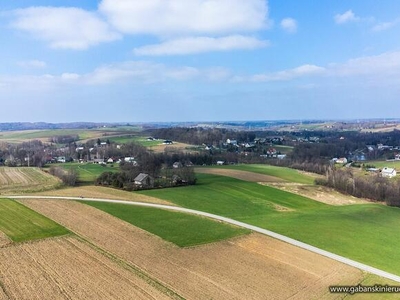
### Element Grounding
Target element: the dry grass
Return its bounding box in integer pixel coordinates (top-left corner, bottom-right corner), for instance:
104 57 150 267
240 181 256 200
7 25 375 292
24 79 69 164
149 142 197 154
0 236 172 300
0 167 60 194
23 199 367 299
0 231 10 248
28 185 174 206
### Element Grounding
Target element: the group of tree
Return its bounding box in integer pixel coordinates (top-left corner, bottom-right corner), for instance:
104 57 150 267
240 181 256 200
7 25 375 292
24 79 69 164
316 167 400 206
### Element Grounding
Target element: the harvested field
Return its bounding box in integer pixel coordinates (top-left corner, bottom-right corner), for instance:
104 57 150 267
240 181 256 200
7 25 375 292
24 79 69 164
150 142 196 154
0 167 60 194
0 236 172 300
196 167 286 182
261 182 371 205
23 199 367 299
29 185 174 206
0 231 11 248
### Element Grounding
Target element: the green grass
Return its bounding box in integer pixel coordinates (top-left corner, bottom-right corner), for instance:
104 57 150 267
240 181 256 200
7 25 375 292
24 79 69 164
139 173 400 275
107 135 162 147
365 160 400 169
273 145 294 154
83 201 250 247
51 162 119 184
0 199 69 242
214 164 316 184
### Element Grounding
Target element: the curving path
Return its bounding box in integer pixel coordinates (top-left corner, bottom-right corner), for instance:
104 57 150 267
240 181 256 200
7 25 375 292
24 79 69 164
6 195 400 283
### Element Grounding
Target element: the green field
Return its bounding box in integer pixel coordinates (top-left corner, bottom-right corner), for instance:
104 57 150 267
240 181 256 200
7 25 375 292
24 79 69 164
52 163 119 184
273 145 294 154
83 201 250 247
139 173 400 275
107 135 162 147
365 160 400 169
0 199 69 242
214 164 316 184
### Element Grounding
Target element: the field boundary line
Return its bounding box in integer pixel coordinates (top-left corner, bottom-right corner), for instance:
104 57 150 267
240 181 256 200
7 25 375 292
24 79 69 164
6 195 400 283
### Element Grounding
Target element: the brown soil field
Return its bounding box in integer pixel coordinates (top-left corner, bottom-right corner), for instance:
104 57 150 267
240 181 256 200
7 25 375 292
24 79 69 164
261 182 372 206
0 167 60 194
0 236 172 300
0 231 11 248
23 199 366 299
196 167 286 182
149 142 197 154
28 185 174 206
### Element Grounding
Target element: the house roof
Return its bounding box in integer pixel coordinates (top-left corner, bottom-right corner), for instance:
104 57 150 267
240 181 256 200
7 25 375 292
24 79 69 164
382 167 395 174
134 173 149 182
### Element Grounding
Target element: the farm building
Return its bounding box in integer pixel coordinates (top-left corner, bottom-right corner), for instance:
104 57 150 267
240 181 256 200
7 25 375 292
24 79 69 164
173 162 183 169
335 157 348 164
216 161 225 165
134 173 154 188
381 167 397 178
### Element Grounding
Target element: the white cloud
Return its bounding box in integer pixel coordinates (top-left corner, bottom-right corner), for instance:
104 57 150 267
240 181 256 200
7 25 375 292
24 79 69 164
133 35 269 56
280 18 297 33
99 0 269 35
17 60 47 68
334 10 360 24
12 7 121 50
61 73 81 80
249 64 325 82
330 51 400 77
372 19 400 32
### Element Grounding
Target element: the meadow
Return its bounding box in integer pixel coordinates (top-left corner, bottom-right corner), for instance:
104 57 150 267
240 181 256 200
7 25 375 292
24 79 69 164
0 199 69 242
107 135 162 147
140 173 400 275
51 162 119 184
83 201 250 247
212 164 316 184
366 159 400 169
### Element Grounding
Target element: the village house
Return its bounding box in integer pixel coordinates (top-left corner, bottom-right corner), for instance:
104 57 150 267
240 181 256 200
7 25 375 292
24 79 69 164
335 157 348 164
134 173 154 188
381 167 397 178
172 162 183 168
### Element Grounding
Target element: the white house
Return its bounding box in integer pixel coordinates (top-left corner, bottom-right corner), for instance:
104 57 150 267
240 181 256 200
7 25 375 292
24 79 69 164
216 160 225 165
335 157 348 164
381 167 397 178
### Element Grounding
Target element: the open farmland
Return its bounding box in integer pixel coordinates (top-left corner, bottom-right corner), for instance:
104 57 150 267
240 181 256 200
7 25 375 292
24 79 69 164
29 185 174 205
0 231 10 247
84 201 249 247
139 173 400 276
0 167 60 193
52 163 119 185
365 159 400 169
0 236 173 300
216 164 318 184
107 135 163 147
22 199 368 299
0 199 69 242
0 128 141 144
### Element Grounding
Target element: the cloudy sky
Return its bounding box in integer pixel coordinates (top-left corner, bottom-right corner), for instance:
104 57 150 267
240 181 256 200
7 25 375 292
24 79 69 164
1 0 400 122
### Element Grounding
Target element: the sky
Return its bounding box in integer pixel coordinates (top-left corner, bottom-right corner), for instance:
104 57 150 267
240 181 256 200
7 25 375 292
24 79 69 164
1 0 400 123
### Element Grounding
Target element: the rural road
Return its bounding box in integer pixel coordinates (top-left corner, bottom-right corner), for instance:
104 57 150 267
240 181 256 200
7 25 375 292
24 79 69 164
7 195 400 284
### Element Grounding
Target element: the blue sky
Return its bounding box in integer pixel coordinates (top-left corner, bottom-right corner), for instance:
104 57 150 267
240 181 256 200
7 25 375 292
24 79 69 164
1 0 400 122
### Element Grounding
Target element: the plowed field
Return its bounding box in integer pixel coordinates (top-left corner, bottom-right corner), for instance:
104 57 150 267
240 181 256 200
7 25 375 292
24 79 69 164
23 199 366 299
0 167 60 194
0 236 172 300
0 231 10 248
